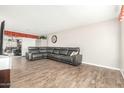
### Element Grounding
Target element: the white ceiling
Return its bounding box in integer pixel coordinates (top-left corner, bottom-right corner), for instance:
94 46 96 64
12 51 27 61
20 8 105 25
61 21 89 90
0 5 120 35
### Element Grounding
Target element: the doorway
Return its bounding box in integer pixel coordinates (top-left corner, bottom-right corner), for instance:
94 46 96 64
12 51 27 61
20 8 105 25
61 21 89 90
3 36 22 56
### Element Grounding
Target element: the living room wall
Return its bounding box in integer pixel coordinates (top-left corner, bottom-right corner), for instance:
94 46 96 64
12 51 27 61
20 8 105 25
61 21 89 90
35 39 47 47
22 37 36 56
47 19 121 69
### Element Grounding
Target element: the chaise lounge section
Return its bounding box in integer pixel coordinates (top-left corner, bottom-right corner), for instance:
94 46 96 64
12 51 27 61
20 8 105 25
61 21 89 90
26 47 82 66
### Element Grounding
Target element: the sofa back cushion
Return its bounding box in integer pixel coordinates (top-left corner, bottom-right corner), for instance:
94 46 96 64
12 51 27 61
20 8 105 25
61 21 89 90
39 47 47 53
39 49 47 53
70 51 79 56
67 50 74 56
47 47 54 53
28 47 39 54
30 50 39 54
67 48 80 56
53 49 59 54
59 49 68 55
28 47 39 50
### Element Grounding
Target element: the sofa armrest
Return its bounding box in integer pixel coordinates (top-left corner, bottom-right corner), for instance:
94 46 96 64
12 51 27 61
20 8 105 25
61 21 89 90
72 54 82 66
26 52 33 61
25 52 29 60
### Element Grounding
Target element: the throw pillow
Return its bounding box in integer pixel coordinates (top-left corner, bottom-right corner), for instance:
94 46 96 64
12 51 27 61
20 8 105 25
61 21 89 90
70 51 78 56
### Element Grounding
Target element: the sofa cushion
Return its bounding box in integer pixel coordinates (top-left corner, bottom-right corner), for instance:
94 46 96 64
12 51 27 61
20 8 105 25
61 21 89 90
53 49 59 54
59 55 73 62
30 50 39 54
47 49 53 53
42 53 47 57
59 49 68 55
48 53 56 58
67 50 74 56
39 49 47 53
29 47 39 50
53 54 61 59
47 48 54 53
70 51 78 56
32 54 42 58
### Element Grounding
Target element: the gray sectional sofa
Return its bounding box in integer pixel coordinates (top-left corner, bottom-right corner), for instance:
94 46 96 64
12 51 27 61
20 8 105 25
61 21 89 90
26 47 82 66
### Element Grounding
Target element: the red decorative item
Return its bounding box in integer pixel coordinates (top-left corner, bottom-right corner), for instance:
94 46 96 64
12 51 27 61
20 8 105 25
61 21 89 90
119 5 124 21
4 30 39 39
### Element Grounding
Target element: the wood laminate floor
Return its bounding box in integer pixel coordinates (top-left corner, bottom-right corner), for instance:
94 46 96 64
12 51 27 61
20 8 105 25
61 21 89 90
10 57 124 88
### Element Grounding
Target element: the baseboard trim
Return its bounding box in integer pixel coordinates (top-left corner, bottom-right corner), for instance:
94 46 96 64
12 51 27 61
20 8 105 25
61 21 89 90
82 62 120 71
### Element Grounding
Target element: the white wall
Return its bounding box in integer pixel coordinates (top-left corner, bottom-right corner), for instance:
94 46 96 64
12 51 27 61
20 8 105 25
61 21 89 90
35 39 47 47
48 19 120 69
22 38 36 56
35 39 41 47
41 40 47 46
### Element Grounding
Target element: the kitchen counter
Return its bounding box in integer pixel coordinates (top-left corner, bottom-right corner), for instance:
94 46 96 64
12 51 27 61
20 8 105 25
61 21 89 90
0 55 11 70
0 55 11 88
